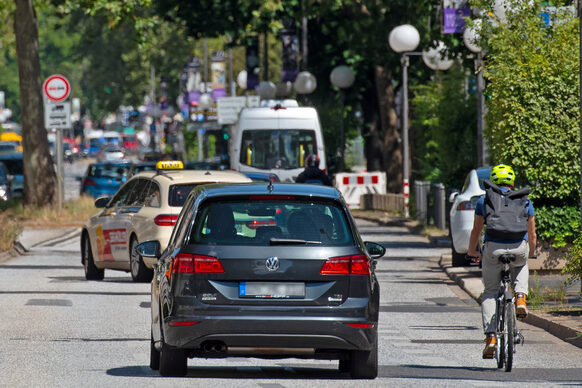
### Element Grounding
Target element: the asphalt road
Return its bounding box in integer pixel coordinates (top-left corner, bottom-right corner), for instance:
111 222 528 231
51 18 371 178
1 219 582 387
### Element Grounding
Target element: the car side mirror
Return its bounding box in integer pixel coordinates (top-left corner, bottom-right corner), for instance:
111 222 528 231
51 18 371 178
448 191 459 203
136 240 161 259
94 197 110 208
365 241 386 259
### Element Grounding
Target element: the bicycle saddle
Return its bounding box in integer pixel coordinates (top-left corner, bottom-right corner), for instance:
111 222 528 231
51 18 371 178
498 254 516 264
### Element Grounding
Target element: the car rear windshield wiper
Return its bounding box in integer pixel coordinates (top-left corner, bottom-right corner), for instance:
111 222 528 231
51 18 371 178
269 238 322 245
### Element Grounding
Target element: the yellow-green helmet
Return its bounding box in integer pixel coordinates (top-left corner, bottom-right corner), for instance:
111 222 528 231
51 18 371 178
490 164 515 186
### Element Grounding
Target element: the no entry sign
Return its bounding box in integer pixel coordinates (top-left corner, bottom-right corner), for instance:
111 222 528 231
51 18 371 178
43 74 71 102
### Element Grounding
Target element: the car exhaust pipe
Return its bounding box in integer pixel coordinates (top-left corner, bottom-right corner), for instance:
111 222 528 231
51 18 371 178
201 341 227 353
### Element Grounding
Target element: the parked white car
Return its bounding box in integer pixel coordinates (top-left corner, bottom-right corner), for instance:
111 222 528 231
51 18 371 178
448 167 491 266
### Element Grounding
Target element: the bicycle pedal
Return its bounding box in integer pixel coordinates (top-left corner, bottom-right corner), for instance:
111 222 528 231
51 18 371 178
482 354 494 359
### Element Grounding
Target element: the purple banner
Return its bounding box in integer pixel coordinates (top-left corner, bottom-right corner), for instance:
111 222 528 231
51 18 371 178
444 8 470 34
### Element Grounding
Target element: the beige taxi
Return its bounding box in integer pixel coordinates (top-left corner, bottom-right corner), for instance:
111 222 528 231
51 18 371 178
81 161 252 282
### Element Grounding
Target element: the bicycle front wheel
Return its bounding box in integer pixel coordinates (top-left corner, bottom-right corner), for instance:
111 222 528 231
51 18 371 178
504 302 516 372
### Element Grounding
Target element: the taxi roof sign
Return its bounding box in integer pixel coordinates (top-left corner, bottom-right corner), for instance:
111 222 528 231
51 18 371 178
156 160 184 170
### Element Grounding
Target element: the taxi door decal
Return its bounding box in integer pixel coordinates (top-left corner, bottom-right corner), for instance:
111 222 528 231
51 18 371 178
96 225 127 262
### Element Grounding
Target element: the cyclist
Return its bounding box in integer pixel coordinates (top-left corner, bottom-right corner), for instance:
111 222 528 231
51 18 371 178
295 154 333 186
467 164 536 358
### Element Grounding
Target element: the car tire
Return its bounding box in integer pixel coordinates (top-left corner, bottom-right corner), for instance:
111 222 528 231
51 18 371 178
349 335 378 379
150 333 160 370
159 341 187 377
82 233 104 281
130 236 153 283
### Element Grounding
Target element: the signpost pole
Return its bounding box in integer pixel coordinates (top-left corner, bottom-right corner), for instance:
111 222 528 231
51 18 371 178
56 127 63 214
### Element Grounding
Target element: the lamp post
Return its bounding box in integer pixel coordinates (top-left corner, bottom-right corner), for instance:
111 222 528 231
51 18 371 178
389 25 454 218
463 20 488 168
389 24 421 218
330 65 355 173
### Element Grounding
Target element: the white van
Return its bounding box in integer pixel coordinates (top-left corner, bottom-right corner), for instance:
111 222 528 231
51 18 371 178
231 103 326 182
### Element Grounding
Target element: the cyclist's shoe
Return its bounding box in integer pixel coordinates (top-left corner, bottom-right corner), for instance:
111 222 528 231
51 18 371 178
482 333 496 359
515 292 528 318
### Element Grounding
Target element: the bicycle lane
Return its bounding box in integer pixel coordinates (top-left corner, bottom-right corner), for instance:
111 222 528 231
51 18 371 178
357 217 582 384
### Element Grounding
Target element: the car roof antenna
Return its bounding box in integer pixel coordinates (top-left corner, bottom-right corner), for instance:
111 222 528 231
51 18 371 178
267 180 274 193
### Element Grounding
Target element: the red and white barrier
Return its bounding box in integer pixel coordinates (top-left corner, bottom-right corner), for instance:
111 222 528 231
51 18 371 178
334 172 386 209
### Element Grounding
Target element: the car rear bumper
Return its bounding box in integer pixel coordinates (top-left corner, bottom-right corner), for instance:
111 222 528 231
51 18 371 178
163 316 377 353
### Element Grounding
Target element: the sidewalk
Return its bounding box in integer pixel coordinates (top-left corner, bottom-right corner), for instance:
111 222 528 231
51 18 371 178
0 225 81 262
352 209 582 350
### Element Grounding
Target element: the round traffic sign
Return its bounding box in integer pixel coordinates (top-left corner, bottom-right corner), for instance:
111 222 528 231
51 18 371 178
43 75 71 102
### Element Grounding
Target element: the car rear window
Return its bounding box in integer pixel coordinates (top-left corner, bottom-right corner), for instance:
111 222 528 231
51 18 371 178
168 184 197 207
87 164 131 179
190 199 354 246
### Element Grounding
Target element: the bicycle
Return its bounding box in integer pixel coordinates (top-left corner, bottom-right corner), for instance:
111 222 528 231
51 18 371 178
491 253 524 372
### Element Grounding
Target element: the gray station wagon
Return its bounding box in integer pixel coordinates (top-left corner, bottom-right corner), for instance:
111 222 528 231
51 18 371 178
138 183 385 379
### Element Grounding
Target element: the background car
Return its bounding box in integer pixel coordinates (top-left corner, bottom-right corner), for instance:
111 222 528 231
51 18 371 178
448 167 491 266
0 141 19 153
80 161 252 282
139 183 386 378
127 161 157 177
0 152 23 198
80 162 132 198
97 144 125 162
0 161 12 201
241 171 280 183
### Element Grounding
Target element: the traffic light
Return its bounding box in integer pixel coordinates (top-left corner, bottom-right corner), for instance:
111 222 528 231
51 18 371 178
222 126 229 141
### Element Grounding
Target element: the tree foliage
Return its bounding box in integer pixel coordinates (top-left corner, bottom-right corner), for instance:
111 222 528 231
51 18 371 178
470 0 579 246
411 64 478 188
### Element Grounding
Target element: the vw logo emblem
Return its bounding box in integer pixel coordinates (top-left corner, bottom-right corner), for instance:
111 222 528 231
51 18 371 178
265 256 280 271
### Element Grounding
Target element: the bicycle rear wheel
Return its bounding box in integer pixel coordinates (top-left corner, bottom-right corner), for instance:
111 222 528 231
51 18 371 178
504 302 516 372
495 302 504 369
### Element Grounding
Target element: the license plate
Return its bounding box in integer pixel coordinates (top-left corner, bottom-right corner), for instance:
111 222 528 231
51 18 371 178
239 282 305 299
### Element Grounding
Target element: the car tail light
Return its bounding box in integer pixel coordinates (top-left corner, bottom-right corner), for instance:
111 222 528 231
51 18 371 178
172 253 224 274
320 254 369 275
345 323 375 328
457 201 476 211
268 175 278 183
169 321 199 327
83 178 97 186
154 214 178 226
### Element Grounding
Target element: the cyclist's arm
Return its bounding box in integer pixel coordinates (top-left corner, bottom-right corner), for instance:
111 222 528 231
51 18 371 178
467 214 485 261
528 215 536 258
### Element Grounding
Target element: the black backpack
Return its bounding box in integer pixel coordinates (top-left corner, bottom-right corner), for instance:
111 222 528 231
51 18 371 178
483 180 531 241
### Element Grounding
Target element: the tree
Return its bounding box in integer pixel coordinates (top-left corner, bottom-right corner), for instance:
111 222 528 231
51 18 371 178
13 0 57 206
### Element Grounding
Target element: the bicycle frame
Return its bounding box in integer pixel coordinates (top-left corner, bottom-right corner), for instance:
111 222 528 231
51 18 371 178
493 254 524 372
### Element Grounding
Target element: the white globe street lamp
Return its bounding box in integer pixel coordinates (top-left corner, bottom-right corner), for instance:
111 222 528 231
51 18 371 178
236 70 247 90
388 24 420 53
422 41 454 71
330 65 355 173
293 71 317 94
275 81 293 98
198 93 214 110
389 24 420 218
258 81 277 100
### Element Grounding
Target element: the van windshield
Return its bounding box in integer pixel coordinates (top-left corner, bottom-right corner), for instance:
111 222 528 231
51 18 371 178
240 129 317 170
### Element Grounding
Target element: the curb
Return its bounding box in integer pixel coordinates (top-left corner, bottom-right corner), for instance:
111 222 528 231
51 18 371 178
439 253 582 350
0 227 81 263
